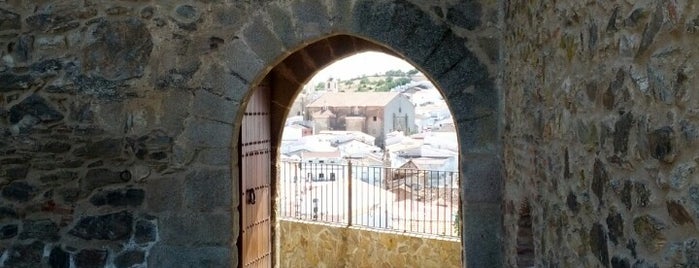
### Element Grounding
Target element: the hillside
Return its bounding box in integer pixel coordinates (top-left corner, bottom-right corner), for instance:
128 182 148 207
314 69 419 92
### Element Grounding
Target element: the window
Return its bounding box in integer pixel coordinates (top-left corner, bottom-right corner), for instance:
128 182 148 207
373 116 377 121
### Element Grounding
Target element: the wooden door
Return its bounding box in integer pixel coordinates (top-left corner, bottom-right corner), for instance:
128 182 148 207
239 84 272 268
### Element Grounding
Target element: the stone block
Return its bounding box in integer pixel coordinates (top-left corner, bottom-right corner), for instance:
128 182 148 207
40 141 71 153
114 249 145 268
73 138 123 159
567 191 580 213
105 6 132 16
161 89 192 136
328 0 354 29
666 200 693 226
10 34 33 62
90 188 145 207
221 39 263 84
446 1 483 30
613 112 634 156
0 8 21 31
462 202 503 268
75 249 108 268
174 5 199 23
182 118 234 148
147 245 231 268
291 0 331 39
592 158 609 204
590 223 610 267
30 59 63 76
192 89 237 124
81 169 129 194
0 206 18 220
184 168 231 211
220 73 248 104
25 5 96 33
422 33 470 78
438 54 491 99
193 62 246 103
19 219 59 241
9 94 64 124
633 215 667 252
351 1 400 44
606 211 624 245
669 162 696 190
70 74 122 100
154 59 201 90
211 4 245 28
0 224 18 239
477 36 499 64
68 211 133 241
461 153 502 203
159 213 231 247
145 177 183 213
648 126 676 163
268 4 298 49
456 115 499 152
135 219 158 244
3 165 29 181
49 246 70 268
82 18 153 81
197 147 232 166
637 4 663 57
243 15 285 65
2 181 36 202
3 241 43 267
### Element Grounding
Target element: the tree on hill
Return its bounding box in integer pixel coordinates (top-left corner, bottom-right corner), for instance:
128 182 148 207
384 69 406 77
376 76 411 92
315 82 325 91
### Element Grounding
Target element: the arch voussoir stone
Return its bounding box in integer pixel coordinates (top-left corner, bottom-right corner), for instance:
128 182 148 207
242 15 286 65
350 0 445 65
267 4 299 49
222 39 265 85
290 0 332 39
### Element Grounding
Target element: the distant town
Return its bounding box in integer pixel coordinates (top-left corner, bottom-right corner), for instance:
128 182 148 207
281 69 458 186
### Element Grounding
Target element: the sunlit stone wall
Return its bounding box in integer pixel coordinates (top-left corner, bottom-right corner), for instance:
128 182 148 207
279 220 461 267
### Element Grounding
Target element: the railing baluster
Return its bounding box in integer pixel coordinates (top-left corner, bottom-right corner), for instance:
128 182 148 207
347 160 352 227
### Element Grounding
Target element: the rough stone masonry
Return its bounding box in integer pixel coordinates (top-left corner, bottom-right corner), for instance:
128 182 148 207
0 0 697 267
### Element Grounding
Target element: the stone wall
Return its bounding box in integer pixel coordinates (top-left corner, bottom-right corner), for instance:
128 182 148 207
0 1 242 267
0 0 504 267
279 220 461 267
503 0 699 267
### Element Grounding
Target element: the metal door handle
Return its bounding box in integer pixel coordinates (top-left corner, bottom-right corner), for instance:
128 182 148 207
246 189 256 204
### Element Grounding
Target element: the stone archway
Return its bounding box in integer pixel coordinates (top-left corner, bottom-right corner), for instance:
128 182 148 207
232 2 503 267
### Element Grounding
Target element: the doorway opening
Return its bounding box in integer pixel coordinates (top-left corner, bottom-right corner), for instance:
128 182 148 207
276 51 462 267
280 51 460 234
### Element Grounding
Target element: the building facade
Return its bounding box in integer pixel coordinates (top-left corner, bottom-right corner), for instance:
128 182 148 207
307 92 415 147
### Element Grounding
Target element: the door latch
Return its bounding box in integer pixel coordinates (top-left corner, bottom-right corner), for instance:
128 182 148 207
246 188 256 205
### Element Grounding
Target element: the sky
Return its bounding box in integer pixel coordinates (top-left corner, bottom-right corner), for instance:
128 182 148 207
306 52 417 86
